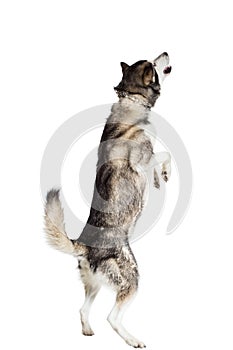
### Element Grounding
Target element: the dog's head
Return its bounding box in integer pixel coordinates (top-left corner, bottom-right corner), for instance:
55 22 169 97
114 52 171 107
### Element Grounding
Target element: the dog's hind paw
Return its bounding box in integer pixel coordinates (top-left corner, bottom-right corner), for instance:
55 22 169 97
82 328 94 336
125 337 146 348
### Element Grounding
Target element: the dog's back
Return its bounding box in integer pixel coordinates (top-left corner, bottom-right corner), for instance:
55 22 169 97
78 100 153 246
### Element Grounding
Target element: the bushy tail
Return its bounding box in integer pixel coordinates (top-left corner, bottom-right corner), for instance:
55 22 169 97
44 189 86 256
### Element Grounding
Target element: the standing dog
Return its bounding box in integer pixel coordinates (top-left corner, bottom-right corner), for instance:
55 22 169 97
44 52 172 348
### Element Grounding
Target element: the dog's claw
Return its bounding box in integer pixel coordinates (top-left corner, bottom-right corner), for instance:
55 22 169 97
134 343 146 349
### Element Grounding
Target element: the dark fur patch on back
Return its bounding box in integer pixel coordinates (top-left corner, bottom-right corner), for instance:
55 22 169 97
100 123 131 142
100 121 150 143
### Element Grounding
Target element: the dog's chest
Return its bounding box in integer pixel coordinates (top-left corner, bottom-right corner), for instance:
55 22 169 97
128 127 153 168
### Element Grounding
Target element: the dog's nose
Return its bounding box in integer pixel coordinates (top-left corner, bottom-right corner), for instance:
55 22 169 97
163 52 169 57
163 66 172 74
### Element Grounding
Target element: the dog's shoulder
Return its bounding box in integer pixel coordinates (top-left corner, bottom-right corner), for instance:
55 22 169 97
101 102 150 143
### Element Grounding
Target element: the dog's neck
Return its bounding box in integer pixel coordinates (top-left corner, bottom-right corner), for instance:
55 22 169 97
108 95 151 126
116 91 152 110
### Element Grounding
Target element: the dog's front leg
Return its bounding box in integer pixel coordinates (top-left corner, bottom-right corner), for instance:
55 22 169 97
159 152 171 182
150 152 171 183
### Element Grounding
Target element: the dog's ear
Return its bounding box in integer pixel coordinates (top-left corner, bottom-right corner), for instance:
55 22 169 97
120 62 129 74
143 63 154 86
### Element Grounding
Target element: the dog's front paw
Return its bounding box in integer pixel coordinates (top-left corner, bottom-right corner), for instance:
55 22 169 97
154 178 160 189
161 170 170 182
153 169 160 189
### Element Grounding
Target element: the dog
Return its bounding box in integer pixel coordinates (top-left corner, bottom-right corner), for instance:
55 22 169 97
44 52 172 348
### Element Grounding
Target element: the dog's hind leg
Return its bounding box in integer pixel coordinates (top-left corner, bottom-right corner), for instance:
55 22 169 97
80 282 101 336
108 287 145 348
103 255 145 348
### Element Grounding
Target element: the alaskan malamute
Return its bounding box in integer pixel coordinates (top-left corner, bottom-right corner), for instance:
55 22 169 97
44 52 172 348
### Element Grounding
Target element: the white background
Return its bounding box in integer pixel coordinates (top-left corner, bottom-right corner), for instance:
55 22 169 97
0 1 233 349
